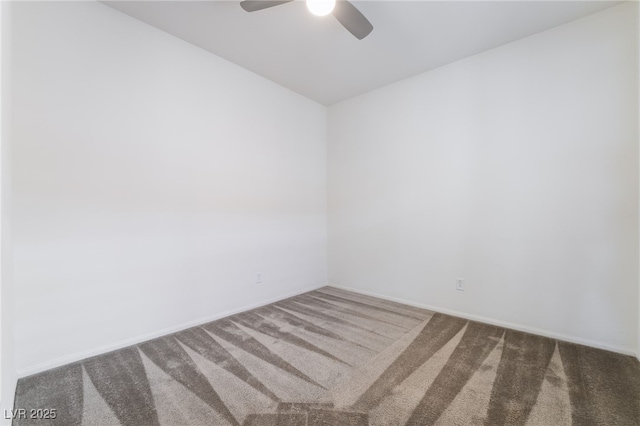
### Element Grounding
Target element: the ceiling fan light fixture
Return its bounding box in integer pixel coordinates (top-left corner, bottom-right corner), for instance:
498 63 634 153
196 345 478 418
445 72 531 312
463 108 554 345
306 0 336 17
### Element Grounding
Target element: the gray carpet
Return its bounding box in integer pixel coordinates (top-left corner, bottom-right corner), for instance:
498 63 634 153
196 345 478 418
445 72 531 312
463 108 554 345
13 287 640 425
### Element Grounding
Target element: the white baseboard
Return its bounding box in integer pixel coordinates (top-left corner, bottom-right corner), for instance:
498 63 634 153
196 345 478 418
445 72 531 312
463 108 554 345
17 284 325 378
18 282 639 378
329 284 639 358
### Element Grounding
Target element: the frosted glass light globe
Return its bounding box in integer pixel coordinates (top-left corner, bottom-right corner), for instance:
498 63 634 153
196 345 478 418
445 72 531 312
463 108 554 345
307 0 336 17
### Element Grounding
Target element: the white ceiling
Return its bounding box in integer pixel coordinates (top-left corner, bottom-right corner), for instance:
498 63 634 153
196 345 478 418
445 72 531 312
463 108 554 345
105 1 621 105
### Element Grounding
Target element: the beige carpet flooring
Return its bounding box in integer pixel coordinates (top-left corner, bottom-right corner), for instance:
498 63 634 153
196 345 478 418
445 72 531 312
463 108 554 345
13 287 640 425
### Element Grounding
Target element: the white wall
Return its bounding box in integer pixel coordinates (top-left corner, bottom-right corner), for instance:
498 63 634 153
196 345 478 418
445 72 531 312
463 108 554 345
328 2 639 354
637 0 640 362
10 0 640 378
12 2 327 375
1 1 15 421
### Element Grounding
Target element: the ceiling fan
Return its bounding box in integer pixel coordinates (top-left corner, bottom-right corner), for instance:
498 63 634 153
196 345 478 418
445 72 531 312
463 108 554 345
239 0 373 40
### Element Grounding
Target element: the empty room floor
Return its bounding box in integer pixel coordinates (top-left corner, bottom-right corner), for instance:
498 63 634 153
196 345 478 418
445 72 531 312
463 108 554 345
13 287 640 425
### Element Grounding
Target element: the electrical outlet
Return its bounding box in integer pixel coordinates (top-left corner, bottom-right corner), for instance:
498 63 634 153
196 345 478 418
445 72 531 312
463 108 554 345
456 278 464 291
256 273 262 284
